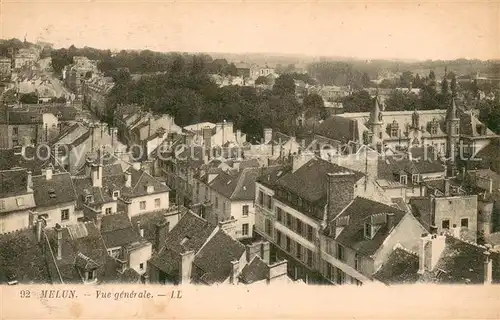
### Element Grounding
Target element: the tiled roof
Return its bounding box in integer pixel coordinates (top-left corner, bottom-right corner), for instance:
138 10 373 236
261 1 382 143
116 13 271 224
193 229 245 284
32 172 76 208
5 111 43 124
239 256 269 284
208 167 272 201
0 169 28 198
0 148 57 175
331 197 406 256
130 208 188 246
277 158 364 206
373 247 420 285
314 116 360 143
408 197 433 231
0 228 52 284
14 104 78 121
101 256 141 284
100 213 142 249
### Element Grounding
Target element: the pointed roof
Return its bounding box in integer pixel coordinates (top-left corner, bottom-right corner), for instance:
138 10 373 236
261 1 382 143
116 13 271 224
446 98 459 121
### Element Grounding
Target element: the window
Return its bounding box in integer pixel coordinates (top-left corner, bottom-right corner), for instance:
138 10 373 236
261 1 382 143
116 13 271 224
326 262 334 281
336 244 345 261
442 219 450 229
277 207 283 222
113 191 120 199
87 270 95 281
379 132 382 139
296 243 303 260
336 268 346 285
307 225 313 242
215 197 218 208
16 198 24 207
242 223 249 236
31 138 36 144
412 174 419 184
12 127 20 135
12 139 18 146
286 213 293 228
266 194 272 209
139 263 144 270
461 218 469 228
265 219 272 236
155 198 161 208
242 205 249 216
140 201 146 210
354 254 361 271
276 230 282 246
61 209 69 221
364 223 372 239
400 175 407 184
306 249 313 267
105 207 112 215
259 191 264 206
296 219 303 236
285 236 291 252
390 120 399 137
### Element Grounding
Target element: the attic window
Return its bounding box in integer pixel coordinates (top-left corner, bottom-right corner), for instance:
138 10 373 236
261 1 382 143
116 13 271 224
48 189 56 198
112 191 120 199
411 174 419 184
364 222 373 240
85 195 94 203
400 175 407 184
146 185 154 193
180 236 190 246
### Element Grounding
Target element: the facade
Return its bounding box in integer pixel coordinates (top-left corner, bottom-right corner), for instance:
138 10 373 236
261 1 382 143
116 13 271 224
0 57 12 79
81 75 115 118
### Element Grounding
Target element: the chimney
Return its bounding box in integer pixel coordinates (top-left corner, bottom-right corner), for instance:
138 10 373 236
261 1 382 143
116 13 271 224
202 127 212 150
386 213 395 231
263 128 272 144
45 167 53 180
230 259 240 285
261 241 270 264
141 160 152 175
125 170 132 188
219 218 237 238
233 161 240 171
137 221 144 237
418 233 446 274
143 273 150 285
155 219 170 251
95 213 102 231
180 250 195 284
36 218 43 243
452 224 460 238
91 164 102 187
236 129 242 143
484 249 493 285
326 172 356 221
444 178 450 196
55 224 63 260
27 170 33 192
267 260 288 284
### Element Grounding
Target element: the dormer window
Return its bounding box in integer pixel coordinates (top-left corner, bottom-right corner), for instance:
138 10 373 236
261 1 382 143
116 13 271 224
400 174 407 185
85 195 94 203
390 120 399 137
364 222 373 239
112 191 120 199
146 185 154 194
16 197 24 207
48 189 57 198
411 174 419 184
86 270 96 281
430 118 439 135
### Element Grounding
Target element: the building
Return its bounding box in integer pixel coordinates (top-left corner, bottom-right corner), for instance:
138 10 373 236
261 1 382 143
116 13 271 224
81 75 115 118
14 48 38 70
0 105 59 149
254 156 384 283
65 57 99 96
245 128 301 162
148 211 290 285
374 233 500 285
0 169 36 234
192 165 266 240
0 56 12 80
338 98 498 157
10 103 78 131
320 197 428 285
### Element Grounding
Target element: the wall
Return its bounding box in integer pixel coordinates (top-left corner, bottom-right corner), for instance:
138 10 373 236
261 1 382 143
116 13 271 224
8 124 42 148
230 200 255 239
0 124 9 149
126 192 170 218
36 203 76 228
372 213 428 271
434 195 478 242
0 209 31 234
128 242 152 275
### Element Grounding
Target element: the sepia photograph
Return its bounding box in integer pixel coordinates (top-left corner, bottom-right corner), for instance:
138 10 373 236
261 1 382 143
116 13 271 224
0 0 499 318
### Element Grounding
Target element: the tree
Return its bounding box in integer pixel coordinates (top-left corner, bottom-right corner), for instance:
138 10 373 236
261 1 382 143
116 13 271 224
429 70 436 80
450 75 457 97
255 76 267 85
341 90 373 112
303 93 326 119
20 92 38 104
273 74 296 96
441 78 449 96
385 90 420 111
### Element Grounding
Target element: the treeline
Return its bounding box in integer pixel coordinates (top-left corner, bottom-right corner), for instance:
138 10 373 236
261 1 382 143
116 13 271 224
0 38 34 58
307 61 372 88
107 65 323 141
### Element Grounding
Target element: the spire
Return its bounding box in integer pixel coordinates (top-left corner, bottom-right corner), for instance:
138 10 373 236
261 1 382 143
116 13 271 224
370 96 383 125
447 97 459 121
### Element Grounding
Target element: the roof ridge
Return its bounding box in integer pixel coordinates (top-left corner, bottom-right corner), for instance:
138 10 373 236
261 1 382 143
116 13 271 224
393 243 419 256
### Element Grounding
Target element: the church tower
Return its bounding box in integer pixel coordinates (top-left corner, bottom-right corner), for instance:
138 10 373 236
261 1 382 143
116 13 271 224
446 98 460 162
368 96 384 149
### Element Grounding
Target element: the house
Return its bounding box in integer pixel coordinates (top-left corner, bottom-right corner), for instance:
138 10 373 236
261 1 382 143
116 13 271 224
192 165 268 240
409 180 478 243
31 167 77 228
148 211 290 285
254 156 385 283
374 233 500 285
0 169 36 234
43 221 141 284
0 146 62 174
11 103 78 131
81 73 114 115
320 197 428 285
245 128 300 162
0 105 59 149
0 56 12 80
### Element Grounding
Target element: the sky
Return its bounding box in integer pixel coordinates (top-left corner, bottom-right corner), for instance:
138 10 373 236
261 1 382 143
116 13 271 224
1 0 499 61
